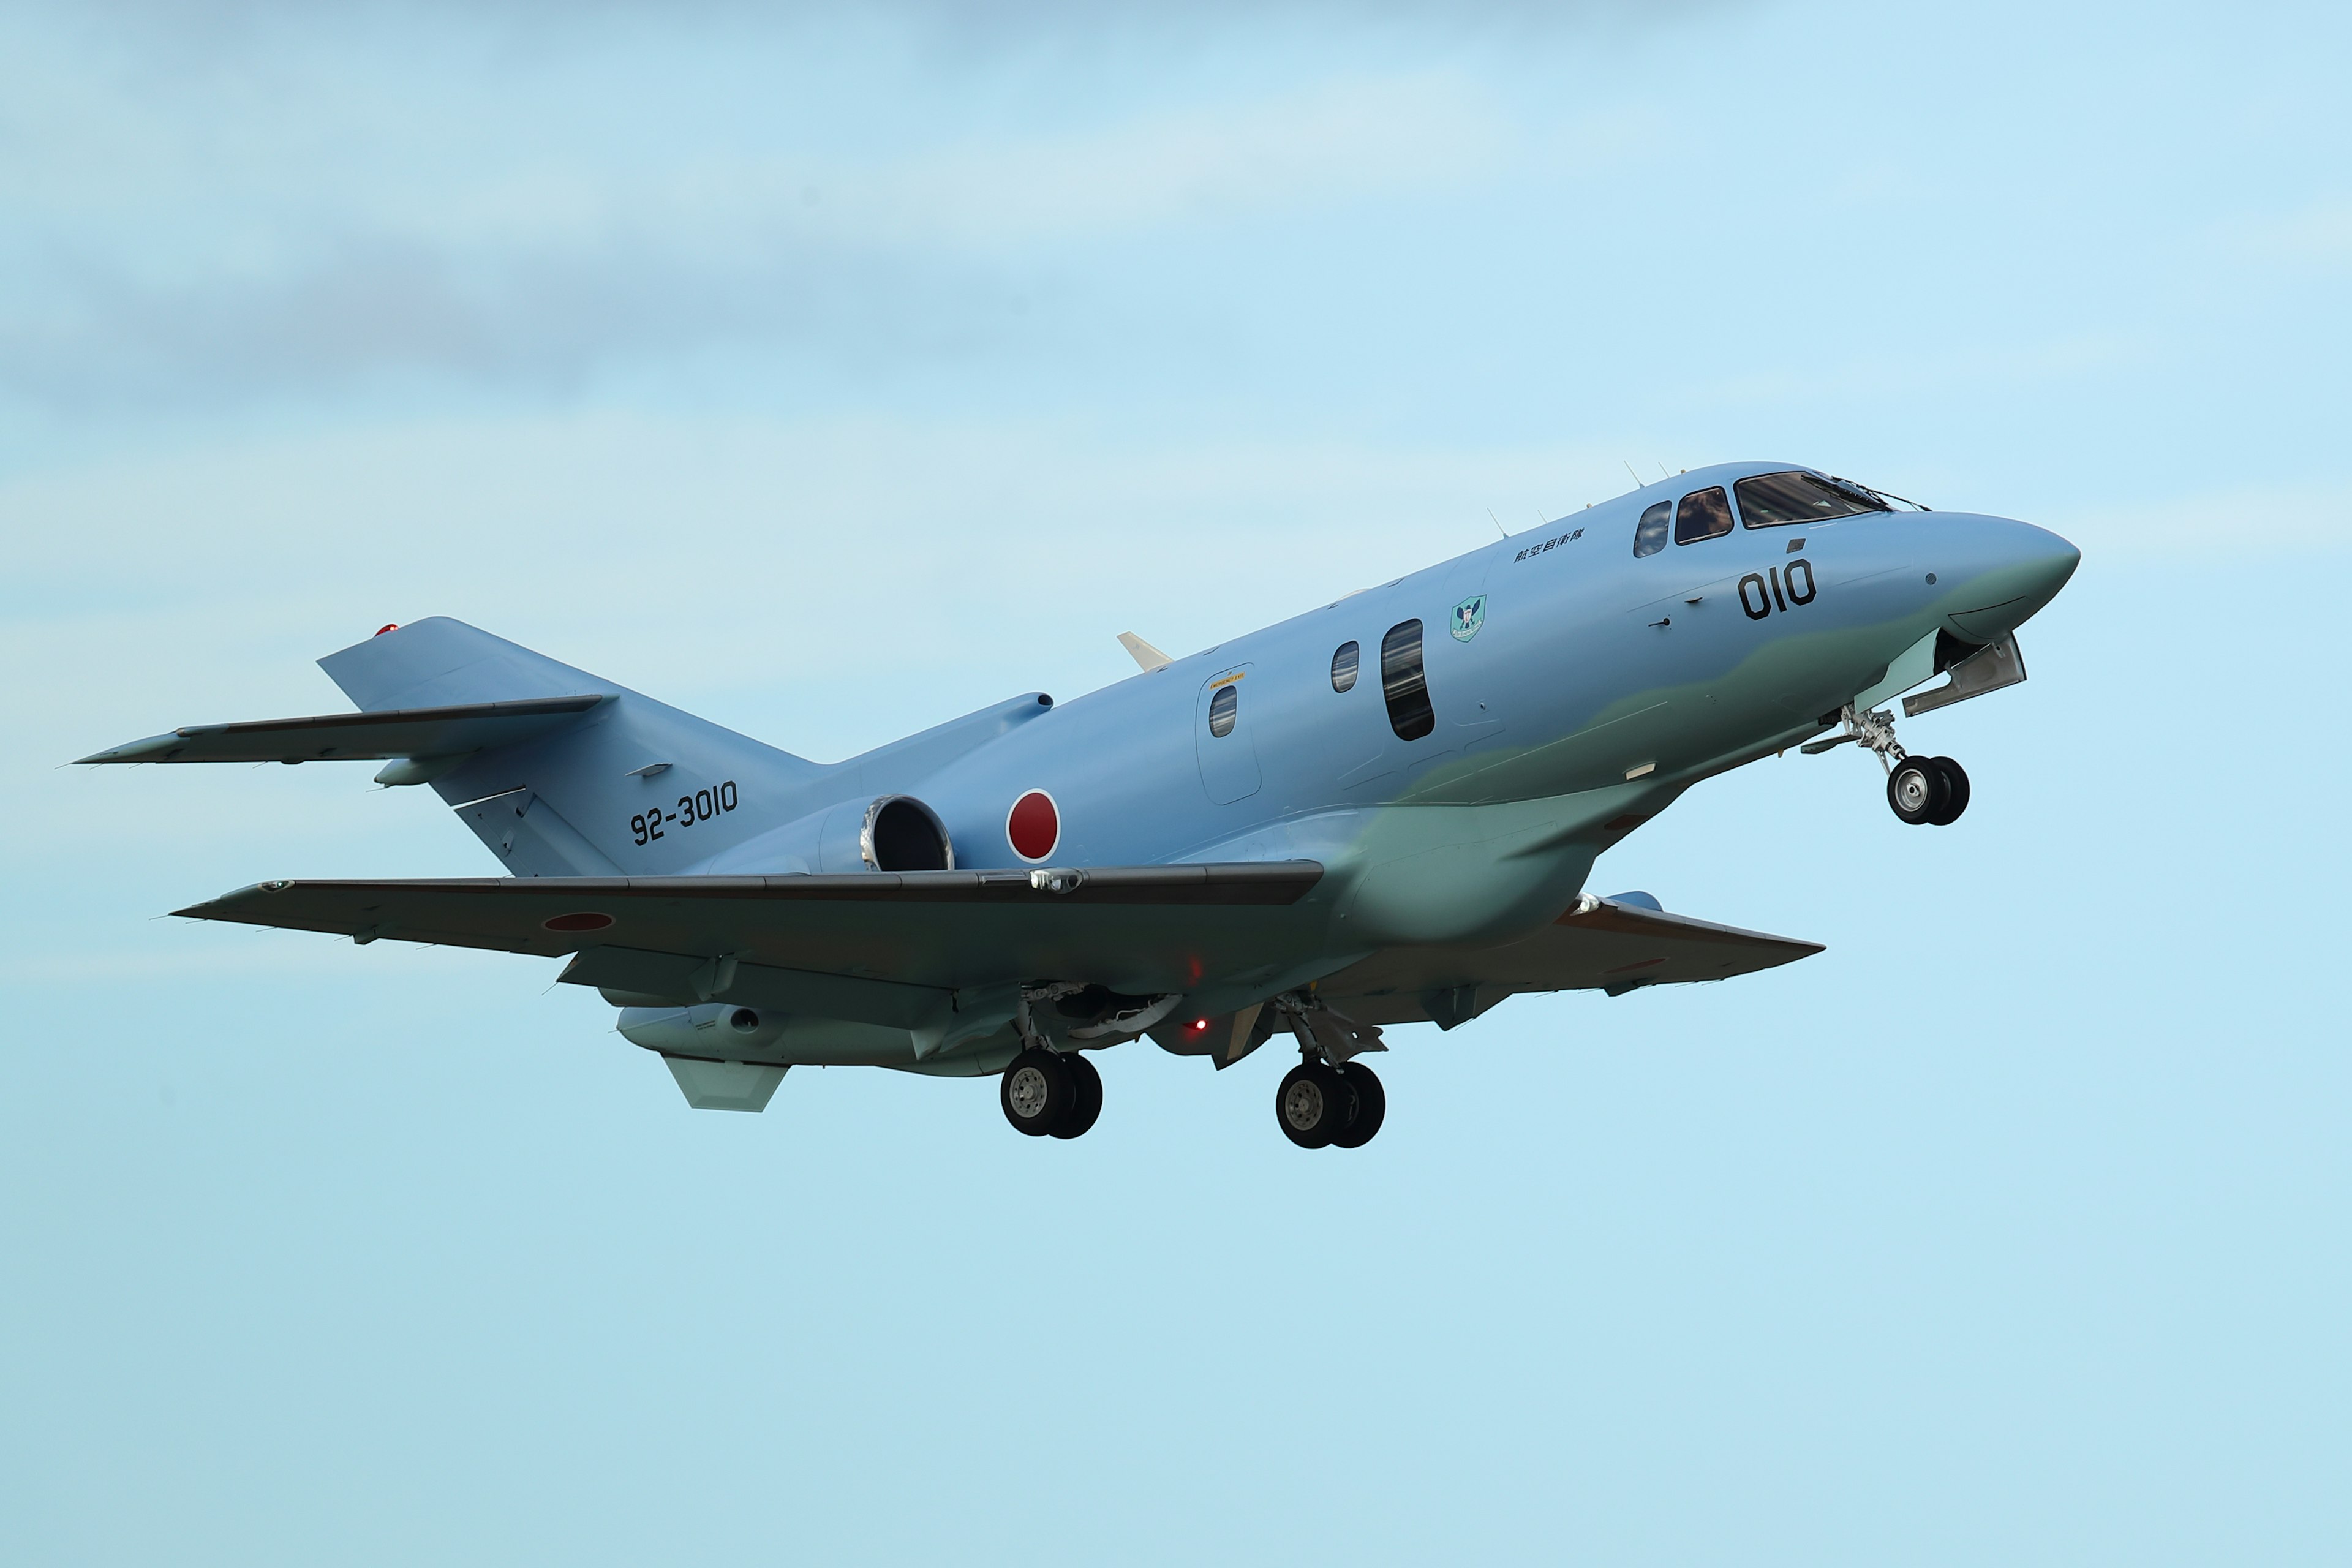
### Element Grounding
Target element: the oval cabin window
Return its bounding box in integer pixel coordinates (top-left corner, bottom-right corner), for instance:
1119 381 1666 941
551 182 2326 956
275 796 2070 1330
1330 641 1360 692
1207 683 1238 737
1379 620 1435 741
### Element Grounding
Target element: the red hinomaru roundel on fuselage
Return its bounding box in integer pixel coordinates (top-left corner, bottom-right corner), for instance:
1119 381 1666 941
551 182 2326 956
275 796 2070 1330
1006 790 1059 861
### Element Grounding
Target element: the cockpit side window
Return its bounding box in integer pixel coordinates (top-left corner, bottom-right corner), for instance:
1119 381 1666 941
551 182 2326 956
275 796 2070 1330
1632 500 1671 557
1735 470 1890 526
1675 486 1733 545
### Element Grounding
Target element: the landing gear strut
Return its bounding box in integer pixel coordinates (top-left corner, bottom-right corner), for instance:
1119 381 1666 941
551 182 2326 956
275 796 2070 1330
1268 993 1388 1150
1804 703 1971 826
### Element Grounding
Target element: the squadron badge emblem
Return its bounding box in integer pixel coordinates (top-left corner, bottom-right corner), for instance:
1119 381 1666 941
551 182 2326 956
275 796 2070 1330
1451 594 1487 641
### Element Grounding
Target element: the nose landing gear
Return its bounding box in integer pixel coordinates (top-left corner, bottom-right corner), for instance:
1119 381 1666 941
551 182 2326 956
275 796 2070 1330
1887 753 1970 827
1804 703 1971 826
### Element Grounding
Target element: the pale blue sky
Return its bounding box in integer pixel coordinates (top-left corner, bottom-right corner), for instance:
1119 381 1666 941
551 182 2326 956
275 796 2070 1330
3 3 2346 1564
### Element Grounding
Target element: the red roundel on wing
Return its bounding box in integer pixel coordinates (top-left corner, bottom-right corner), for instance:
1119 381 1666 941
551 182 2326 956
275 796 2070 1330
543 911 614 932
1006 791 1059 861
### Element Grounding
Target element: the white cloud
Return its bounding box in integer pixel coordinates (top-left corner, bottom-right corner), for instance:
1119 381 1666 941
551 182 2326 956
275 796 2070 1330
2227 197 2352 270
0 0 1518 405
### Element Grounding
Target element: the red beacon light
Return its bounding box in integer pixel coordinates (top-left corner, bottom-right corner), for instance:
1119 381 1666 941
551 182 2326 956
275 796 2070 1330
375 624 399 636
1191 1018 1210 1031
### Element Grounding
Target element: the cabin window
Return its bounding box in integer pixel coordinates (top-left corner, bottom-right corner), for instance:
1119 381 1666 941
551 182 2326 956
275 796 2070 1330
1675 486 1733 545
1207 683 1238 737
1330 640 1360 692
1632 500 1671 557
1380 620 1436 741
1735 470 1888 527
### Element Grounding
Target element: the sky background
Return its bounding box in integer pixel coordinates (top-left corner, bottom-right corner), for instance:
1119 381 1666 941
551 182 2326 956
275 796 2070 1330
3 2 2348 1562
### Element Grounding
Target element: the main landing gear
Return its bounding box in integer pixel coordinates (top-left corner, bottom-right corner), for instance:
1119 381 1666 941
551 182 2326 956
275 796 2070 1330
1275 1052 1387 1150
1804 703 1971 827
997 990 1391 1147
1000 1047 1103 1139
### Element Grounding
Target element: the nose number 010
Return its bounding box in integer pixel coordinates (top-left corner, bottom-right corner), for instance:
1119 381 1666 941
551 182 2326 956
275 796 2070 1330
1739 560 1817 621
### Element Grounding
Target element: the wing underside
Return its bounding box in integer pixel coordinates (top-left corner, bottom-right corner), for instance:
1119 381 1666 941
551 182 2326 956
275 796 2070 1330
173 863 1332 1006
1317 897 1823 1027
173 869 1815 1036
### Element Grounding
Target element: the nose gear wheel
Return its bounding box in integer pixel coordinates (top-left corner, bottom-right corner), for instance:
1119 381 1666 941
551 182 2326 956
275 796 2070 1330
1806 704 1972 827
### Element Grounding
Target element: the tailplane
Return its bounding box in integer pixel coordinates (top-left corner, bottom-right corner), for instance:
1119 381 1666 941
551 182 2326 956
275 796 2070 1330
75 617 824 878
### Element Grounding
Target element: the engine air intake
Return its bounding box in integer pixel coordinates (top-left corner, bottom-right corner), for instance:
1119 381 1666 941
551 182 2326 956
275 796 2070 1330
861 796 954 872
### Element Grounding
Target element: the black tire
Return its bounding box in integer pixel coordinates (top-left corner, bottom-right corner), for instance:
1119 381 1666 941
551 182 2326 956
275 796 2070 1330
1331 1063 1386 1148
1887 755 1948 826
1925 756 1970 826
1000 1048 1074 1137
1275 1060 1355 1149
1052 1050 1103 1139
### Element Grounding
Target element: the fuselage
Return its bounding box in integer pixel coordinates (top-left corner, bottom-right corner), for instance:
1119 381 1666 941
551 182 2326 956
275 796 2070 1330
691 460 2077 961
94 472 2079 1089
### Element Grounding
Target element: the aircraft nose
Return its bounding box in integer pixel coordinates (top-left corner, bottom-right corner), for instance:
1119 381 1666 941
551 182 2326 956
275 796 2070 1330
1935 518 2081 644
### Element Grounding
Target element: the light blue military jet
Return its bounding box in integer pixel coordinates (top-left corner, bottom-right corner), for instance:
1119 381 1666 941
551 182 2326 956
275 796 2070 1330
83 462 2078 1148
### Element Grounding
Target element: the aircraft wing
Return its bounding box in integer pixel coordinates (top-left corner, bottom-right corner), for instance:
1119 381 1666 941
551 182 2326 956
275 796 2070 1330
77 695 608 764
1315 895 1822 1027
173 864 1329 1023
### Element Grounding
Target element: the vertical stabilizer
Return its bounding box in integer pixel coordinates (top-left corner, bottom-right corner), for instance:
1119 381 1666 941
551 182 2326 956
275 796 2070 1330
319 619 826 875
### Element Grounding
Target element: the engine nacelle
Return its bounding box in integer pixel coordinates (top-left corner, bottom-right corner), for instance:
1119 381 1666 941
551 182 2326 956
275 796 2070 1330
856 795 954 872
617 1002 982 1069
619 1001 786 1055
700 793 953 874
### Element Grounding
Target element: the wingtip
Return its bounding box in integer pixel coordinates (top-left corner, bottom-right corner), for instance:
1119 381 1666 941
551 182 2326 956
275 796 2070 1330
171 880 291 921
75 731 182 764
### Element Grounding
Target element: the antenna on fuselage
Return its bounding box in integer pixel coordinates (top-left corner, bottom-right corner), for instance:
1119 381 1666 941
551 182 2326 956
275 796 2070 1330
1485 508 1508 540
1623 460 1644 490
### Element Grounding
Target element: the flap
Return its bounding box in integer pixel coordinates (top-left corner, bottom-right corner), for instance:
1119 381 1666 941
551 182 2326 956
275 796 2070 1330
560 945 947 1028
77 695 609 764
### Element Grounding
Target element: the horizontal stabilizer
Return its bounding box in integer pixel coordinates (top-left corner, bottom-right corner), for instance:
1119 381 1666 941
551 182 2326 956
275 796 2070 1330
78 696 608 766
170 862 1329 998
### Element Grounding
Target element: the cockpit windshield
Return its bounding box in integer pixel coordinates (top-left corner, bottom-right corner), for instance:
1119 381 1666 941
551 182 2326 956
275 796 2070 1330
1735 470 1892 527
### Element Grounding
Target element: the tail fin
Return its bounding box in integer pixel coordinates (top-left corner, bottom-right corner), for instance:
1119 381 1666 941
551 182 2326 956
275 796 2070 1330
321 619 825 877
